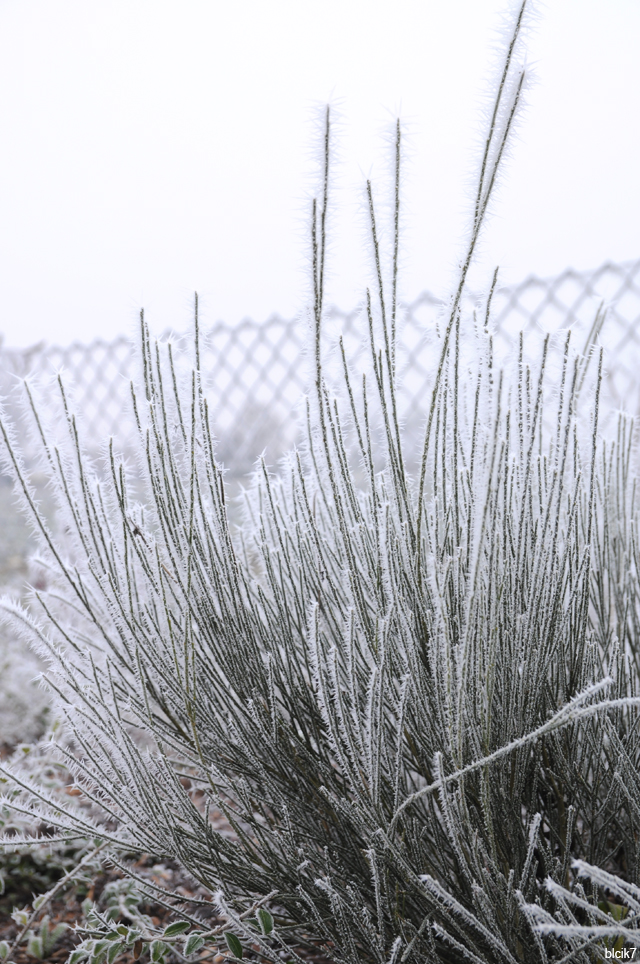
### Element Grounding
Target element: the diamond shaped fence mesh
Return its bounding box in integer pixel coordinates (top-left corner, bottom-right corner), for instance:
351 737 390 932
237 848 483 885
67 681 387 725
1 259 640 488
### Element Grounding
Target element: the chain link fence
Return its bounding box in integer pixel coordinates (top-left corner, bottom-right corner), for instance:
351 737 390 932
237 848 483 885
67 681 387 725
1 257 639 584
1 258 640 485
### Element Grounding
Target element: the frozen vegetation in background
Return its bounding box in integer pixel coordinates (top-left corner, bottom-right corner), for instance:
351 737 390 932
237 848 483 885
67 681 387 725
0 625 48 747
0 480 50 747
2 2 640 962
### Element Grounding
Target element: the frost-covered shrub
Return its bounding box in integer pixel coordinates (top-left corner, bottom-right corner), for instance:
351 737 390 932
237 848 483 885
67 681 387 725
0 468 54 747
2 3 640 963
0 621 49 747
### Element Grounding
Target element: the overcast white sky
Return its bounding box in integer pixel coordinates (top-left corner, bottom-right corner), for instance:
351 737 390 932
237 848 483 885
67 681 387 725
0 0 637 348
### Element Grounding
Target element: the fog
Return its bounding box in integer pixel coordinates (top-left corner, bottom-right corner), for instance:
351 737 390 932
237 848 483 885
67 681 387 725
0 0 637 347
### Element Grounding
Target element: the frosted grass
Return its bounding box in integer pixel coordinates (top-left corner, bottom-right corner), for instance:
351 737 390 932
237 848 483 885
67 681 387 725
1 3 640 962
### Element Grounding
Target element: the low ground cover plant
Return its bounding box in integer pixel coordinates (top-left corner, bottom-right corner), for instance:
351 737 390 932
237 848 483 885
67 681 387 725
2 2 640 961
